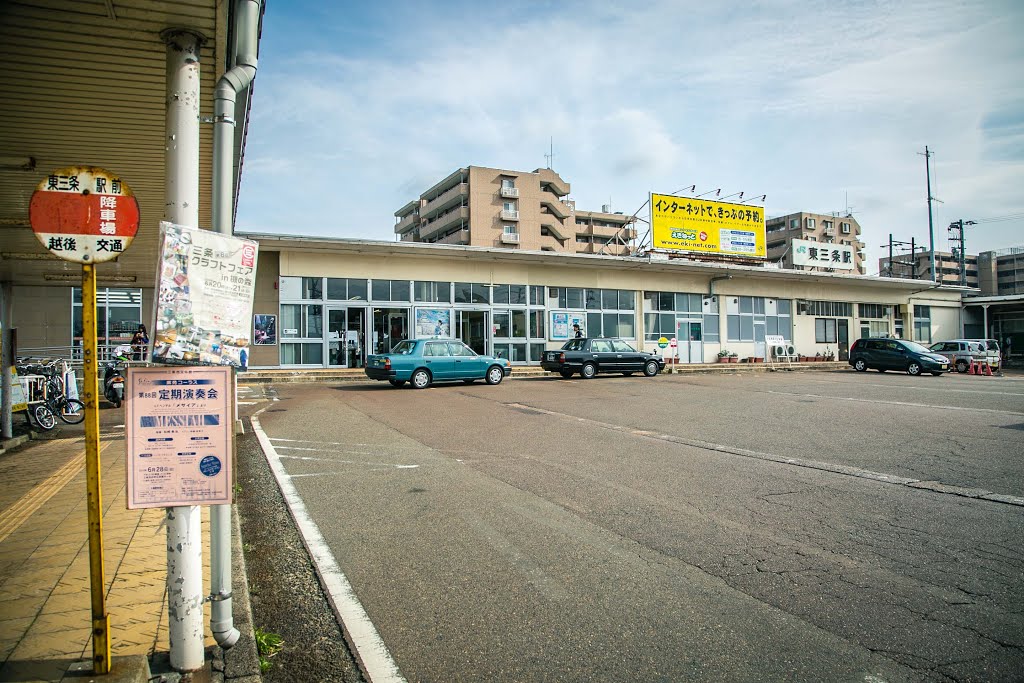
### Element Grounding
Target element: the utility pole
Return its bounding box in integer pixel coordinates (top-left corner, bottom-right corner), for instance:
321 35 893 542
948 219 976 287
921 146 936 282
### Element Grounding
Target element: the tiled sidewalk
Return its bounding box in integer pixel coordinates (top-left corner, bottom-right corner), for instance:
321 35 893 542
0 431 215 682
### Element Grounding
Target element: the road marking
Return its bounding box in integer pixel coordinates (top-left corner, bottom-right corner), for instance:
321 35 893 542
271 437 422 450
251 410 406 683
277 452 421 469
762 390 1024 416
782 377 1024 396
504 403 1024 508
0 440 112 543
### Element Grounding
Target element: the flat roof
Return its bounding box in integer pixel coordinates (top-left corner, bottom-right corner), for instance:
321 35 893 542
242 232 970 293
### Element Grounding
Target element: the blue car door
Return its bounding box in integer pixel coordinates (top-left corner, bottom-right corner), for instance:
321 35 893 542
422 340 455 380
448 341 486 379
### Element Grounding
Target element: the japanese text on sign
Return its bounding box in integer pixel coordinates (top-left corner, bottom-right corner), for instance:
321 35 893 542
650 192 766 258
791 238 856 270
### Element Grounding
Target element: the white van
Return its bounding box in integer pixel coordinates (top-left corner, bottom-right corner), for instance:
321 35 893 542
929 340 988 373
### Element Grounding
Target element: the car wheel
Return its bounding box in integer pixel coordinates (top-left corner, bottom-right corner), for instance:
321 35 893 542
411 369 431 389
485 366 504 385
955 359 969 373
388 379 406 387
907 362 922 376
853 358 867 372
581 362 597 379
559 369 574 379
643 360 660 377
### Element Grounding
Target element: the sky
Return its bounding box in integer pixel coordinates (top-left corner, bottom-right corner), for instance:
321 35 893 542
234 0 1024 274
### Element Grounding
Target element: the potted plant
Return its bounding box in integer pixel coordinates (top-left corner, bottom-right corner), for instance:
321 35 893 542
717 349 730 363
728 352 738 363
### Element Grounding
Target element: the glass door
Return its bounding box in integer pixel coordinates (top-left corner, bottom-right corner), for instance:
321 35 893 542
458 310 488 355
345 307 366 368
838 319 850 360
675 319 703 363
327 307 347 366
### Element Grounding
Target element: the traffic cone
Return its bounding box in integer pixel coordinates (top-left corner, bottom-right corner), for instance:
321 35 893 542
984 361 993 377
967 358 976 375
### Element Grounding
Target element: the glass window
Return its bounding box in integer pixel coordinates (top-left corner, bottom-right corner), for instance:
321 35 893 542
703 314 720 342
739 316 753 341
727 315 740 341
530 343 545 362
529 285 544 306
587 312 601 336
675 293 691 313
739 296 753 314
777 299 791 315
372 279 410 302
617 314 635 338
281 342 323 364
529 311 545 338
414 281 451 303
455 282 489 304
659 292 674 311
511 310 527 338
424 341 450 356
566 288 583 309
602 290 617 309
493 311 510 337
586 289 601 309
620 290 636 311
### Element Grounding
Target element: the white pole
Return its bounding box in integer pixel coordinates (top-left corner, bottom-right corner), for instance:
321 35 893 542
162 27 206 673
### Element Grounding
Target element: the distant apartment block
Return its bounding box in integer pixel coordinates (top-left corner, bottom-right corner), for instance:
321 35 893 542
878 250 979 287
978 246 1024 295
765 212 867 273
394 166 636 255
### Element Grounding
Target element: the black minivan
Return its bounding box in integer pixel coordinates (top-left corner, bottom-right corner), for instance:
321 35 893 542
848 338 950 376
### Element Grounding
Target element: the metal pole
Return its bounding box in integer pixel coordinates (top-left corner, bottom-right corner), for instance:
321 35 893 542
163 27 206 673
1 281 12 440
82 264 110 674
911 238 916 279
924 146 936 282
888 234 893 278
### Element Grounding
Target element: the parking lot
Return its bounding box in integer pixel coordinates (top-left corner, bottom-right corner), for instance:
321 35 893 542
242 369 1024 682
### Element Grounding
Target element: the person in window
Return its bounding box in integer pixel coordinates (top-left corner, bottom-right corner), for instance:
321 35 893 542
131 324 149 360
573 323 583 338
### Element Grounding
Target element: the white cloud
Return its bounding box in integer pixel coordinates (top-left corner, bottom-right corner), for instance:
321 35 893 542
236 0 1024 254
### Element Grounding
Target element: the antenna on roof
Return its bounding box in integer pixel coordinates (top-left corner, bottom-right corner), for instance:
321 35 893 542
544 137 554 169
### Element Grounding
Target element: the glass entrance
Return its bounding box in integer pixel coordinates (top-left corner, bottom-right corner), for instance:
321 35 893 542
675 319 703 363
327 307 367 367
838 319 850 361
372 308 409 354
458 310 488 355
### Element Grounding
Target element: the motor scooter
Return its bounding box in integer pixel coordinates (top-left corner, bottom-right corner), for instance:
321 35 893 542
103 345 131 408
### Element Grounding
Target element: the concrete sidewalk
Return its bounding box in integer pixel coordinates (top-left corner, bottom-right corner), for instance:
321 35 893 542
0 427 260 682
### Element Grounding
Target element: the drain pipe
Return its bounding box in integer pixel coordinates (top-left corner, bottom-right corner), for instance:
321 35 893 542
210 0 261 650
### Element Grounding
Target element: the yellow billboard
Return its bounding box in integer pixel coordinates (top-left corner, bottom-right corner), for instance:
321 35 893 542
651 192 766 258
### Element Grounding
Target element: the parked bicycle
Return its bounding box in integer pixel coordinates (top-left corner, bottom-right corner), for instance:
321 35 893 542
45 375 85 424
15 357 84 430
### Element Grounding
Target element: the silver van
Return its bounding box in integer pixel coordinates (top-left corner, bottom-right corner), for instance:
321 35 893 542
929 340 988 373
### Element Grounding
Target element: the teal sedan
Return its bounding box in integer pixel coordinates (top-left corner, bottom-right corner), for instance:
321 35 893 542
365 339 512 389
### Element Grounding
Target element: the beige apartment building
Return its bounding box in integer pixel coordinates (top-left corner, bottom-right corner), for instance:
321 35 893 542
394 166 636 255
878 250 980 287
766 212 866 273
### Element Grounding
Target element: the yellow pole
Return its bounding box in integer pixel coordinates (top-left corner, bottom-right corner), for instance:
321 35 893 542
82 264 110 674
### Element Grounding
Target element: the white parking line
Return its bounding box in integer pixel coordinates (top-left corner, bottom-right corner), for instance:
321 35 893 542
763 390 1024 415
271 437 422 450
251 410 406 683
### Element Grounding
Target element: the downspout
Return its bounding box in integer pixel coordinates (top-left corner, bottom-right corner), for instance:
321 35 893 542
210 0 261 650
709 274 732 297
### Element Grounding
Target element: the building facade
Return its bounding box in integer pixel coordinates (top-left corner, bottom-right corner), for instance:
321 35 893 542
766 212 866 273
393 166 636 255
878 250 979 287
977 247 1024 296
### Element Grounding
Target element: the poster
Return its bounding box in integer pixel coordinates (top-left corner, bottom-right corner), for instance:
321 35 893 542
152 222 258 368
254 314 277 345
415 308 451 338
550 311 586 340
125 366 233 509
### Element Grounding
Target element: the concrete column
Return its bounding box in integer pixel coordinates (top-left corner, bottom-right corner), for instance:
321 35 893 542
162 27 206 674
1 281 12 440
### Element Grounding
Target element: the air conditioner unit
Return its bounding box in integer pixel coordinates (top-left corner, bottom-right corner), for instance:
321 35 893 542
797 301 809 314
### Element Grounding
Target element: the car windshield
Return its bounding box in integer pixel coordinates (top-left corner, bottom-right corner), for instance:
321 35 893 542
986 340 999 351
901 341 933 354
389 340 416 355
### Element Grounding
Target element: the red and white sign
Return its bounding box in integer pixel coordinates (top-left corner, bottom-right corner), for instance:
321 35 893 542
29 166 140 264
670 337 678 347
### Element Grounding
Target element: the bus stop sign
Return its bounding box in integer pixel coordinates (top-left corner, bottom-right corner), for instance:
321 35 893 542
29 166 140 264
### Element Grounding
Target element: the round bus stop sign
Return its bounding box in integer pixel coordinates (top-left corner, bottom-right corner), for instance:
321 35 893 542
29 166 140 264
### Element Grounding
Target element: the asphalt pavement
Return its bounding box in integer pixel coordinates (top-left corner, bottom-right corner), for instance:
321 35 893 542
238 369 1024 682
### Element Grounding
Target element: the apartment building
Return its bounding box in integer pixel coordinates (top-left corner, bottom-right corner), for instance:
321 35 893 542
394 166 636 255
978 247 1024 295
878 250 979 287
765 212 866 273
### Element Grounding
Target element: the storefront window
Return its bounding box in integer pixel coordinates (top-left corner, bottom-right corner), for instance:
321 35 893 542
72 287 143 350
327 278 368 301
454 282 490 304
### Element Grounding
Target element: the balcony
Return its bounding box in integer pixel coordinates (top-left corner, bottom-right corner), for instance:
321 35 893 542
500 232 520 245
500 209 519 221
541 196 570 219
394 212 418 234
421 182 468 219
823 226 836 236
419 206 469 240
436 229 470 245
500 186 519 198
